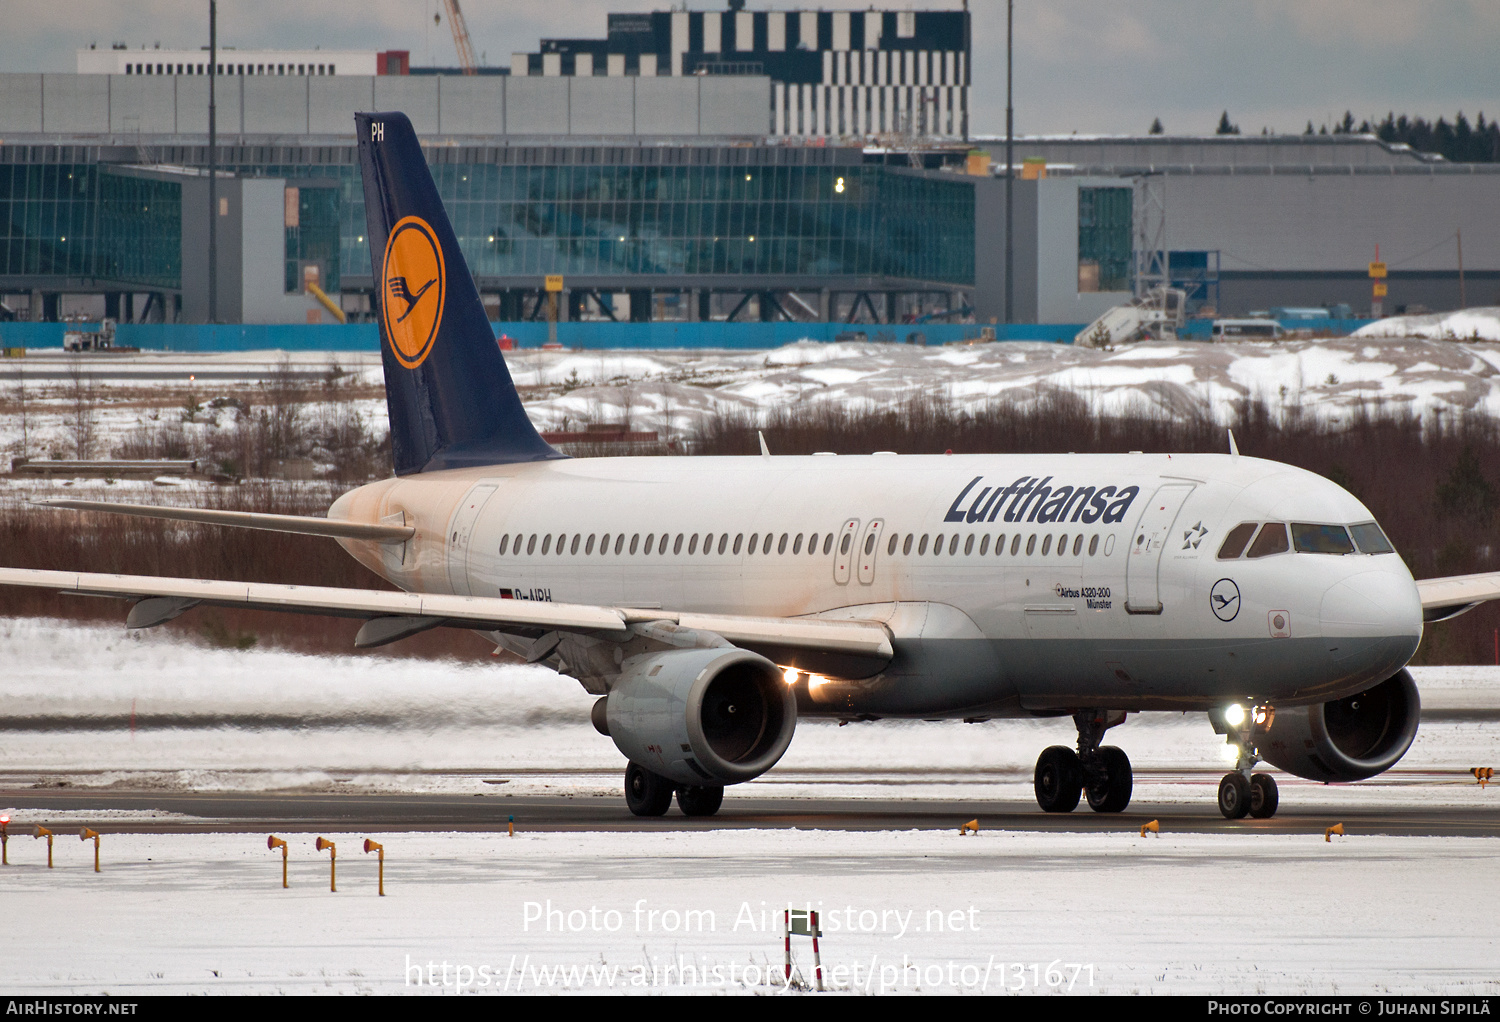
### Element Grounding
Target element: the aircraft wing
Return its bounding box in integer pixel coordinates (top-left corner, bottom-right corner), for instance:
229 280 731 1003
0 567 894 663
1417 572 1500 623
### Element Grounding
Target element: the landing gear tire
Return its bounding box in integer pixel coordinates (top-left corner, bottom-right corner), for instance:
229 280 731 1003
624 762 674 817
1034 745 1083 813
1218 772 1252 819
1085 746 1133 813
1249 772 1279 819
676 785 725 817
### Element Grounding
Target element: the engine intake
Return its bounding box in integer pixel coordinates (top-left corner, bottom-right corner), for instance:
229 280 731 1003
603 647 796 787
1259 669 1421 783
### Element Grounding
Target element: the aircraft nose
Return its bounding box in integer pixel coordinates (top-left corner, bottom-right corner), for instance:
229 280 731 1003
1320 567 1423 641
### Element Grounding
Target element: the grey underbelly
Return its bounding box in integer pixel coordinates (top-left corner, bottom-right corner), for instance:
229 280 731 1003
796 633 1418 718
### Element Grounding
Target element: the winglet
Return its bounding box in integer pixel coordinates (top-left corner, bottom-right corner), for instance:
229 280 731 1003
1228 429 1240 457
759 431 771 458
356 111 562 475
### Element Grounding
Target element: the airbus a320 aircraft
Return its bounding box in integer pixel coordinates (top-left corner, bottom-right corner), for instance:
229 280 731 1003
4 112 1498 820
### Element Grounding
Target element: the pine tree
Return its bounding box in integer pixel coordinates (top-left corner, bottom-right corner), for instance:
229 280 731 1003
1149 117 1163 135
1215 111 1239 135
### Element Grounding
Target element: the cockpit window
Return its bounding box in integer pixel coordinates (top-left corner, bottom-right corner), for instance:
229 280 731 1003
1291 523 1355 555
1245 522 1290 558
1217 522 1258 560
1350 521 1395 555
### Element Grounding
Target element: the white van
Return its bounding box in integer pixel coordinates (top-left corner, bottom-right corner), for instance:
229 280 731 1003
1211 318 1283 341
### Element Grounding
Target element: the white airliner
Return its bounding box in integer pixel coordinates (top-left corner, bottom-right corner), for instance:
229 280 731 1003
3 112 1497 820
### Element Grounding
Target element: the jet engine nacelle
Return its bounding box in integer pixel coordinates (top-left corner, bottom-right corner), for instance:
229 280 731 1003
1259 669 1420 783
601 647 796 788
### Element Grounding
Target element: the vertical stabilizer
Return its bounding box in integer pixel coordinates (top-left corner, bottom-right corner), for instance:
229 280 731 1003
356 111 561 474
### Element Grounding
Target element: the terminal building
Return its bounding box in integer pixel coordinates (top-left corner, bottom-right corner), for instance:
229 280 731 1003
0 4 1495 329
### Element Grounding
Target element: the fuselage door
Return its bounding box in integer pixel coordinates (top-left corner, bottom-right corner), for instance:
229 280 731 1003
856 519 885 585
448 483 498 596
833 518 861 585
1124 483 1195 614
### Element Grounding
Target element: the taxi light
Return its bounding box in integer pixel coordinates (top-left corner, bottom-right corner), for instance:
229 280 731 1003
783 667 799 686
1224 703 1246 727
315 836 337 892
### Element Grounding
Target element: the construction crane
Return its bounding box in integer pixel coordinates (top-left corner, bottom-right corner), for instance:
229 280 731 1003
438 0 477 75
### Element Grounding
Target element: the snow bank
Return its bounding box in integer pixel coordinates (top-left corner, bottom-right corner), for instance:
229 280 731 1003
1354 307 1500 343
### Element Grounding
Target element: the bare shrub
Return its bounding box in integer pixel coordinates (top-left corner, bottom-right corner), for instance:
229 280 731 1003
64 359 99 460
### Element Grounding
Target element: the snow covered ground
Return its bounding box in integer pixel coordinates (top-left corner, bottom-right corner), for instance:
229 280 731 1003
1355 306 1500 344
2 620 1500 995
7 327 1500 467
2 827 1498 995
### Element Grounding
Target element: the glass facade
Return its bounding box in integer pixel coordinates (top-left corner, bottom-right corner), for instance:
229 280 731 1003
284 184 342 294
214 157 973 288
1077 186 1132 293
0 151 976 296
97 172 181 290
0 165 181 288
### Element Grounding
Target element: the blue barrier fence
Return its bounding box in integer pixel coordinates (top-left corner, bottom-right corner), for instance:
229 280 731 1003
0 320 1086 352
0 317 1378 352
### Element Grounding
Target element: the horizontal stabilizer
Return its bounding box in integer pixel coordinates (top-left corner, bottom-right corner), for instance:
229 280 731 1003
35 500 414 544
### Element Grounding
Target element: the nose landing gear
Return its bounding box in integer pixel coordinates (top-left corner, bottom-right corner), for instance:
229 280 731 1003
1033 709 1133 813
1210 704 1279 819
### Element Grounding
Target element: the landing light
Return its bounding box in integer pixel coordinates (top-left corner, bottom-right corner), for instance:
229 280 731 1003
1224 703 1246 727
783 667 799 686
807 675 826 691
1220 743 1241 762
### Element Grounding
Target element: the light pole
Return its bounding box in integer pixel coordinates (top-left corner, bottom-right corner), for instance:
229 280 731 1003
1004 0 1014 326
208 0 217 324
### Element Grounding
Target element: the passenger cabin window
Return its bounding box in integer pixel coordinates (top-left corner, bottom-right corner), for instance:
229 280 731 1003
1292 523 1355 555
1245 523 1290 558
794 534 804 554
499 535 509 555
1217 522 1258 560
887 535 898 556
1088 535 1099 556
822 535 833 555
1350 522 1395 554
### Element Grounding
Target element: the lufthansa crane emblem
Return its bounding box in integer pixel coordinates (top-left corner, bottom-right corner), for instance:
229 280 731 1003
380 215 446 369
1210 578 1241 622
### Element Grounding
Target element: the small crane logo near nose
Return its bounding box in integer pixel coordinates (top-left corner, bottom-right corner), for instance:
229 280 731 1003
1210 578 1241 622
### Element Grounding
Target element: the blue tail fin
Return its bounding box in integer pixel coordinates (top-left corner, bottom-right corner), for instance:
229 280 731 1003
355 111 561 475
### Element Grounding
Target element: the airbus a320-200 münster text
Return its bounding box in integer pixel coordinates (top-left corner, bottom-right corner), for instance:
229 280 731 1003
4 112 1497 820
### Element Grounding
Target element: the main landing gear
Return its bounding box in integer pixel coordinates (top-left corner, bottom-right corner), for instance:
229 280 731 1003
1211 704 1279 820
1034 710 1133 813
623 762 724 818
